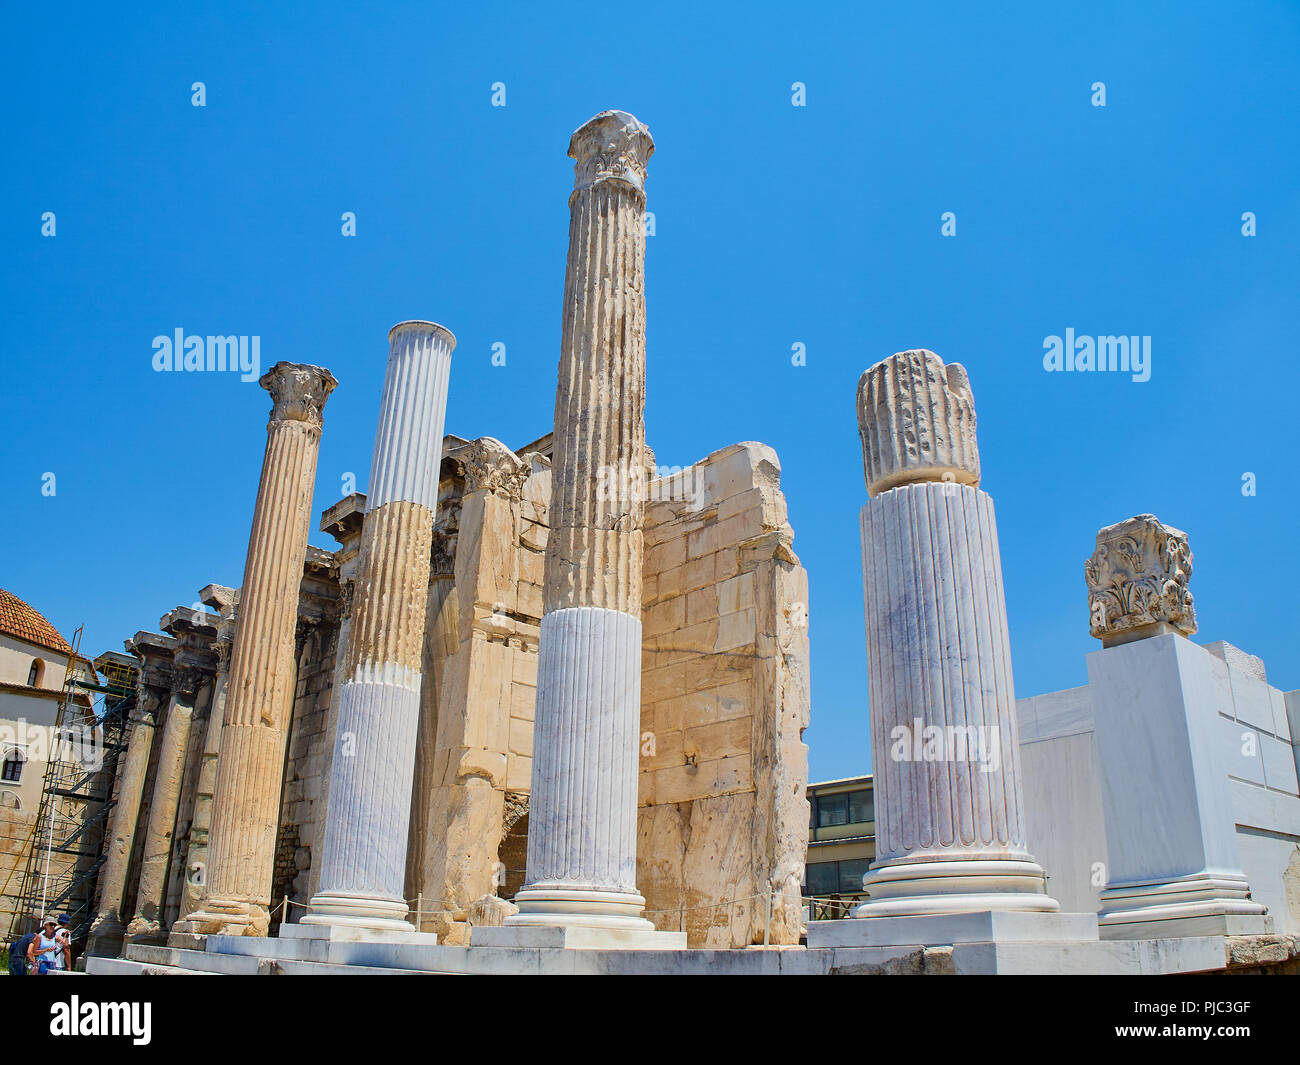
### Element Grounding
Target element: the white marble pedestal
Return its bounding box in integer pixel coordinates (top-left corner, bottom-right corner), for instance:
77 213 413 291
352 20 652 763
280 922 440 947
1089 634 1272 939
807 909 1097 948
471 924 686 951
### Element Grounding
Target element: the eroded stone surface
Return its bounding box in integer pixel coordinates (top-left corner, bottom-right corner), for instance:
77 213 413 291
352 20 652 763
1085 514 1196 647
637 442 810 947
856 349 979 497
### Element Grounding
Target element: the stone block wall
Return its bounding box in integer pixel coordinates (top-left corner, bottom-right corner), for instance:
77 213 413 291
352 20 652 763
271 619 340 922
637 442 811 947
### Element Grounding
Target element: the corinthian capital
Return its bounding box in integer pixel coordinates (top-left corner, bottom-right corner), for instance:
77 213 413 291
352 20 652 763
569 110 655 197
1085 514 1196 646
260 362 338 429
456 436 529 498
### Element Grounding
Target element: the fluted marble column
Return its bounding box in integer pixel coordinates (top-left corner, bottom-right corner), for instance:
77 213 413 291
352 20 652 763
125 668 199 939
85 701 157 956
173 362 336 937
852 349 1057 917
302 322 455 932
507 111 656 932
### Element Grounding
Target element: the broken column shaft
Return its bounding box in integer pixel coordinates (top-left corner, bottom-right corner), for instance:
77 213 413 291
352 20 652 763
852 349 1057 916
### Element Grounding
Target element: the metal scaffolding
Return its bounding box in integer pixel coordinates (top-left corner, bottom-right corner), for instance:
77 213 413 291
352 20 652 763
5 630 137 948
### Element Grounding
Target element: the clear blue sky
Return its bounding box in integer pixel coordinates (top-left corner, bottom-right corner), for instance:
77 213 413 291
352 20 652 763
2 2 1297 782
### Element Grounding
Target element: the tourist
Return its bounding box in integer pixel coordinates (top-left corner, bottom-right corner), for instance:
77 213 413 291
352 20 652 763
27 917 67 975
54 914 72 971
7 929 35 976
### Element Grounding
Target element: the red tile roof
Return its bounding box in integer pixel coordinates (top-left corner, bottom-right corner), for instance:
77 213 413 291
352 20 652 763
0 589 72 655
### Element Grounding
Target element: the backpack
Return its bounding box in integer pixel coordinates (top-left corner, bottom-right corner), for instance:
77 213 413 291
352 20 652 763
9 932 35 960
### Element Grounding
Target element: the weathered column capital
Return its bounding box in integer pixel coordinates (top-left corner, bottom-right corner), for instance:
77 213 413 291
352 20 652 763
1085 514 1196 647
260 361 337 429
856 349 980 497
456 436 528 497
170 665 203 701
569 110 655 198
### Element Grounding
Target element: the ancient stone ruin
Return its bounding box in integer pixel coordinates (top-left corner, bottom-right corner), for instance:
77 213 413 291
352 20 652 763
75 111 1299 976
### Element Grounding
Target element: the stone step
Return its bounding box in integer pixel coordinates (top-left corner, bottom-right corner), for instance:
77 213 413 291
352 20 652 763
125 943 265 975
86 956 212 976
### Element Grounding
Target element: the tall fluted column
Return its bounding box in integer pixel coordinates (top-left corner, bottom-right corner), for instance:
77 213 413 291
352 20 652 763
302 322 455 933
85 702 157 956
125 668 199 939
851 349 1057 917
173 362 336 937
507 111 656 932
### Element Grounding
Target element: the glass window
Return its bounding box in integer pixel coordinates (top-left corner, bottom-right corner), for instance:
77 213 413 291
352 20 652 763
805 862 839 896
1 749 24 784
838 859 872 894
848 789 874 824
816 793 848 827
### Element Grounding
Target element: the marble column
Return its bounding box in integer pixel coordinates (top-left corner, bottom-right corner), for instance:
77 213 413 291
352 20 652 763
85 701 157 956
173 362 336 937
507 111 657 933
851 349 1057 917
125 666 199 939
302 322 455 932
302 494 366 905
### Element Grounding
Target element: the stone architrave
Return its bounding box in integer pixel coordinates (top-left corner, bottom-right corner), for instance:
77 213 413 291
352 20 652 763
301 322 455 933
495 111 682 948
1086 515 1270 939
1085 514 1196 647
125 664 200 940
172 362 336 938
824 350 1063 938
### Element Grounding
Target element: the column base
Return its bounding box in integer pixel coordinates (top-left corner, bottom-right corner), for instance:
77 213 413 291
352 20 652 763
123 916 166 944
170 897 270 938
853 857 1060 917
85 915 126 958
474 923 685 951
280 922 437 946
507 885 654 933
1099 873 1271 939
299 892 412 934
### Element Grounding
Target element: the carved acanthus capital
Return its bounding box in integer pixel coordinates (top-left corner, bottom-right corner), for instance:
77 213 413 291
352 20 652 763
856 349 980 497
171 665 204 701
338 579 356 621
456 437 529 498
1086 514 1196 646
569 110 654 198
260 362 338 430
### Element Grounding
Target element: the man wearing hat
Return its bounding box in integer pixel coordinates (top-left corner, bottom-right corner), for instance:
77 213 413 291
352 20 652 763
53 914 72 971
